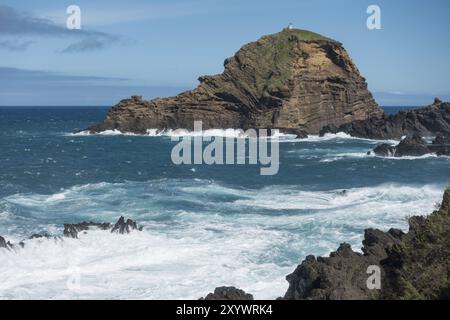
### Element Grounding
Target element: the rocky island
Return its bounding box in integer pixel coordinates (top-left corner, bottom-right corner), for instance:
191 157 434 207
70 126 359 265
85 29 383 135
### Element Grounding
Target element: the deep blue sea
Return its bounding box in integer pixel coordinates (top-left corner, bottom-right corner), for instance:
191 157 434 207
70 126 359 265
0 106 449 299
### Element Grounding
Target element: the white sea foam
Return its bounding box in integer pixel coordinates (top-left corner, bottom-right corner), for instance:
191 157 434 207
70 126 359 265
45 192 67 202
70 130 140 136
299 132 400 144
375 153 446 160
68 129 405 150
0 180 445 299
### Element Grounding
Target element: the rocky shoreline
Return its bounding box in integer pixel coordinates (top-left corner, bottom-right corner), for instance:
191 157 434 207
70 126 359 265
205 188 450 300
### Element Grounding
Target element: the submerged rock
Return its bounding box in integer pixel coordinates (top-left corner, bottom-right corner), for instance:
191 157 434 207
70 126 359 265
84 29 382 135
63 221 112 239
283 188 450 300
200 287 254 300
111 216 143 234
372 143 397 157
29 233 53 239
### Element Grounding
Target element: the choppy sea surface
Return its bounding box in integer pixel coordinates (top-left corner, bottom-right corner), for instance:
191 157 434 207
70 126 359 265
0 106 448 299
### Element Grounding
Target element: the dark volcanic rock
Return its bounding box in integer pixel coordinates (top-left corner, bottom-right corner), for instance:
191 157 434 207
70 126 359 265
321 99 450 140
111 216 143 234
429 145 450 156
200 287 254 300
395 134 430 157
85 29 382 135
371 134 450 157
429 132 450 155
432 132 447 145
0 235 13 249
372 143 397 157
284 229 403 300
63 221 112 239
29 233 53 239
283 189 450 300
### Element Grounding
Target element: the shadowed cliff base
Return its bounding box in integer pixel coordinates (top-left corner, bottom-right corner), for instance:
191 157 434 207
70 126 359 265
321 98 450 140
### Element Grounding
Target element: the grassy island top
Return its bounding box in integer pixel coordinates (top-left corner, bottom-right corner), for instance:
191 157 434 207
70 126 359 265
264 28 338 43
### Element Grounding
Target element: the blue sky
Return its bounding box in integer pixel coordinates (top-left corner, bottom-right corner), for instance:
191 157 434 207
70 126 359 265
0 0 449 106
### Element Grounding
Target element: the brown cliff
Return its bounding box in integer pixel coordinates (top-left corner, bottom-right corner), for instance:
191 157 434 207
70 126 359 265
86 29 382 134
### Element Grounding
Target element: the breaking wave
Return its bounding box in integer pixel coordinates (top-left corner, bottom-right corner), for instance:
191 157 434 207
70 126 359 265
0 180 444 299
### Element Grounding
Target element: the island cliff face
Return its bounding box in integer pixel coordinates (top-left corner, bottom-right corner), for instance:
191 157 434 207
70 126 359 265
87 29 382 134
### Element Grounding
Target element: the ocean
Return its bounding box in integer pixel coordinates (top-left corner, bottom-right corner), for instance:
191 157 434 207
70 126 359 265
0 106 448 299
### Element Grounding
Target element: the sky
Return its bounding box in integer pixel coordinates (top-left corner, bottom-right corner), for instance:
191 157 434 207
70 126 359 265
0 0 449 106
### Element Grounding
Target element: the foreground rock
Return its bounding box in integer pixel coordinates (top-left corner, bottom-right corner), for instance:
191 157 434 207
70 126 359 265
85 28 382 135
283 189 450 300
321 98 450 140
200 287 254 300
371 134 450 157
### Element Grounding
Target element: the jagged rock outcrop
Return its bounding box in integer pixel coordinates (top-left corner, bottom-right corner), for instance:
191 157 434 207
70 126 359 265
85 29 382 135
371 134 450 157
111 216 143 234
63 217 142 238
283 229 404 300
283 189 450 300
200 287 254 300
321 98 450 139
1 217 143 252
0 235 13 249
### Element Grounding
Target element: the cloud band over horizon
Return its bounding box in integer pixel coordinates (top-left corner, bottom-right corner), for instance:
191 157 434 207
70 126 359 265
0 5 125 53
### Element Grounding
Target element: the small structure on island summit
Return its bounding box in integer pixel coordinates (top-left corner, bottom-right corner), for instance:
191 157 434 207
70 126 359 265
287 22 293 30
